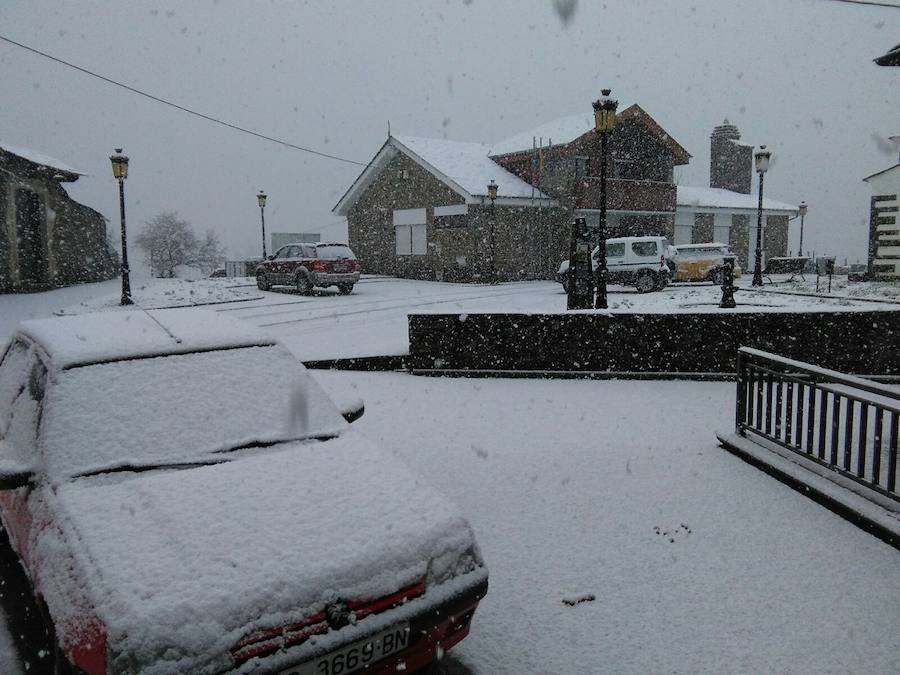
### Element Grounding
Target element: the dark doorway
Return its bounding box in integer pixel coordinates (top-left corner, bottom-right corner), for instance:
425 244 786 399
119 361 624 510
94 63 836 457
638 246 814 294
15 189 46 287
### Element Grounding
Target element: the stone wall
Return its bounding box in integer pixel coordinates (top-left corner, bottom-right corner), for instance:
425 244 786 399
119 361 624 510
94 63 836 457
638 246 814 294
710 122 752 194
731 214 750 267
0 166 115 292
347 150 569 281
408 310 900 375
693 213 714 243
764 215 789 259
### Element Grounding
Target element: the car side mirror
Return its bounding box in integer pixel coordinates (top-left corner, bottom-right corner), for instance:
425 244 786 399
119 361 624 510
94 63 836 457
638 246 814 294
266 254 275 260
340 398 365 424
0 460 35 490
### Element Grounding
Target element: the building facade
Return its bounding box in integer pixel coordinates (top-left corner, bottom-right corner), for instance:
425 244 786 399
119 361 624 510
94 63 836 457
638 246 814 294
863 163 900 280
675 121 796 269
1 143 116 292
334 104 689 282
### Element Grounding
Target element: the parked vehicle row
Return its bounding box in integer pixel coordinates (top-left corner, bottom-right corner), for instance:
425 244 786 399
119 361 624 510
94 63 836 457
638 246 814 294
256 242 360 294
557 237 746 292
0 309 487 674
557 236 677 293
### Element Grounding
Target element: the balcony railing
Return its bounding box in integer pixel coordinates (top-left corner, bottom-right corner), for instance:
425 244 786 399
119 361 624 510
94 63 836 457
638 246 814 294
735 347 899 501
574 177 675 213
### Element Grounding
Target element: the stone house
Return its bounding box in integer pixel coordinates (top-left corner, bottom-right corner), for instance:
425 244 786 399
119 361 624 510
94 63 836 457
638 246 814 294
675 121 797 270
334 110 797 281
333 104 691 282
1 142 116 292
863 161 900 280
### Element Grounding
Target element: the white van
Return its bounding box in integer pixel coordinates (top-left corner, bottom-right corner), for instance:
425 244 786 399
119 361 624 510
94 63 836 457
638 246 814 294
557 236 676 293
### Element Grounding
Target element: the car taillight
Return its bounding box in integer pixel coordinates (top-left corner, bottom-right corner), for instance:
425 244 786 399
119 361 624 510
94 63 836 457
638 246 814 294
310 259 329 272
350 259 359 271
660 255 666 270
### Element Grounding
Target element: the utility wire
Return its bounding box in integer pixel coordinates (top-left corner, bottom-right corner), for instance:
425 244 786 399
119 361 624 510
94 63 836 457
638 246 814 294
821 0 900 8
0 34 366 167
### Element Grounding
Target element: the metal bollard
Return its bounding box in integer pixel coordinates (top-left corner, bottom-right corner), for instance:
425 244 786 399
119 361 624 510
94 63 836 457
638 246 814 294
719 256 737 309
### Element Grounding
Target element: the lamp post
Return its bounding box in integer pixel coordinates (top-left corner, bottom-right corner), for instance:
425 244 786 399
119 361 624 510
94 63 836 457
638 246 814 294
751 145 771 287
592 89 617 309
257 190 268 258
797 200 808 257
109 148 132 305
487 179 498 284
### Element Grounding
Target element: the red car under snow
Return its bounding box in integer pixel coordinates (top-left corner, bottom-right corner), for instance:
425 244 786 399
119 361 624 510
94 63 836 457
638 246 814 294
256 242 360 295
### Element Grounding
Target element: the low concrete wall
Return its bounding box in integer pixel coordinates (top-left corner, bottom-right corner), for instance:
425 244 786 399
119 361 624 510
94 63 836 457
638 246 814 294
408 311 900 375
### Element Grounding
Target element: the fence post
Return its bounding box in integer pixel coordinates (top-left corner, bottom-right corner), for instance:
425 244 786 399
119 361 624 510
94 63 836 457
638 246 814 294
736 349 746 435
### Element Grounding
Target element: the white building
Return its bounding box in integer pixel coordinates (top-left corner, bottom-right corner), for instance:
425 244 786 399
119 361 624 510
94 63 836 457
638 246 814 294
863 162 900 280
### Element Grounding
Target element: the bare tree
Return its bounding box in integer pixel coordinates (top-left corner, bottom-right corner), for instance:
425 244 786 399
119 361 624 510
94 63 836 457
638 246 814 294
194 228 227 275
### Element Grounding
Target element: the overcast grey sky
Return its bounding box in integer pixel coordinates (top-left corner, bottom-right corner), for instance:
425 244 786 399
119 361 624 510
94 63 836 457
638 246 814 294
1 0 898 266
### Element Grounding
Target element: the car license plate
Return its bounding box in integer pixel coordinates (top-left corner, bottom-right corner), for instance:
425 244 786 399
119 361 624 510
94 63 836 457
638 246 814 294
279 623 410 675
333 263 348 273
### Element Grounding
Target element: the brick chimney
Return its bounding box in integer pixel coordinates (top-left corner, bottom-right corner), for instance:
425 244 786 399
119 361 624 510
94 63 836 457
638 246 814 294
710 120 752 194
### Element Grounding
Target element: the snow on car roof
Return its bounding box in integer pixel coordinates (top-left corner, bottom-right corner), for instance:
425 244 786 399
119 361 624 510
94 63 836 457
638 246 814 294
17 308 275 369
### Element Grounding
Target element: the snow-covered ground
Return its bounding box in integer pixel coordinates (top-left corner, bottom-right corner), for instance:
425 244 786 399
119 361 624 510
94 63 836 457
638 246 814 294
311 372 900 674
3 275 897 362
1 276 899 673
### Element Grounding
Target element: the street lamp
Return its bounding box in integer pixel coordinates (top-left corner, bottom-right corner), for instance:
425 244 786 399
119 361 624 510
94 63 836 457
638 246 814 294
487 179 498 284
109 148 132 305
257 190 268 258
751 145 771 287
592 89 617 309
798 200 808 257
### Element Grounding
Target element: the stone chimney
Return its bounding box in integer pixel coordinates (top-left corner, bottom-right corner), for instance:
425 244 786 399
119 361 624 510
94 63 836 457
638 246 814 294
710 120 752 194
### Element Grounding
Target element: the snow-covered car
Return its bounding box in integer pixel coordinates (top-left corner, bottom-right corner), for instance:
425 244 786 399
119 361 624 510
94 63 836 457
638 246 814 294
256 242 361 295
0 309 487 675
556 235 675 293
671 242 741 283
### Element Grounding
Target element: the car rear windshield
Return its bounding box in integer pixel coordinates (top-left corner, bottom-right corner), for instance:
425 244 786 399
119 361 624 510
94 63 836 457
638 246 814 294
316 245 356 260
40 346 347 479
678 247 727 259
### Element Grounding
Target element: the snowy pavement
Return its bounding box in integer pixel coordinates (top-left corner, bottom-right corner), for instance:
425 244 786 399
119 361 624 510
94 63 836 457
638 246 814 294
311 372 900 674
1 277 899 673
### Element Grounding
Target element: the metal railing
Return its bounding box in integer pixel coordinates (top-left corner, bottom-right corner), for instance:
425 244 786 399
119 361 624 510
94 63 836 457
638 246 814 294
736 347 899 501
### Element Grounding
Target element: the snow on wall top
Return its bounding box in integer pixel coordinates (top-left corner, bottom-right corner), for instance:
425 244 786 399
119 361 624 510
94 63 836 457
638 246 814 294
488 112 597 156
677 186 798 214
0 140 83 175
393 135 549 199
17 308 274 369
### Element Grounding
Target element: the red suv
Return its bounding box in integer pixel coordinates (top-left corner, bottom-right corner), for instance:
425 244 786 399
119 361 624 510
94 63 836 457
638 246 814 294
256 242 360 294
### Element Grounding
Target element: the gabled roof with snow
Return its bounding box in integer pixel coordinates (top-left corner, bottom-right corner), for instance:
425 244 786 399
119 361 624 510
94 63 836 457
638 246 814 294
488 104 691 165
0 140 83 177
677 186 798 214
863 163 900 182
874 42 900 66
333 135 551 215
17 308 275 369
489 112 597 156
395 136 547 199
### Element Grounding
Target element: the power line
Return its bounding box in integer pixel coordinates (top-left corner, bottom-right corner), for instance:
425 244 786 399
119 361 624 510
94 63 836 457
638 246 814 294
0 34 366 167
821 0 900 8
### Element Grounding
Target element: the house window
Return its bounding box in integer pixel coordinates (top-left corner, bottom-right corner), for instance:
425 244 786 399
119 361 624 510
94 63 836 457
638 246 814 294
394 208 427 255
433 204 468 229
614 159 640 180
575 156 589 179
